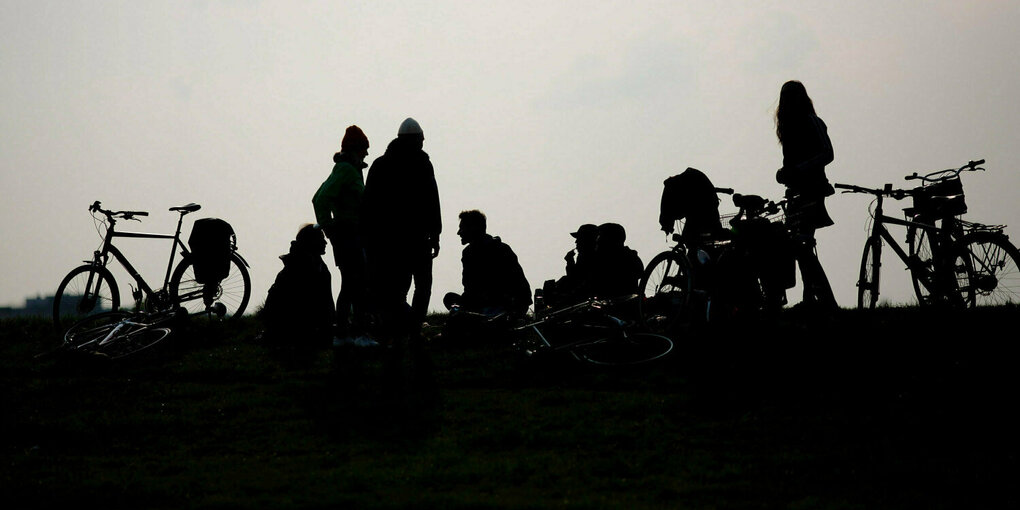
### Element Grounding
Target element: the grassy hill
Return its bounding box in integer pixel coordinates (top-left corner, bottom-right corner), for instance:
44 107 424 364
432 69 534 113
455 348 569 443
2 307 1017 509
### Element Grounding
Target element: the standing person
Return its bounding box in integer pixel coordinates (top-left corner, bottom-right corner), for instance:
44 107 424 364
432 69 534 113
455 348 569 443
312 125 378 347
774 80 838 312
362 118 442 336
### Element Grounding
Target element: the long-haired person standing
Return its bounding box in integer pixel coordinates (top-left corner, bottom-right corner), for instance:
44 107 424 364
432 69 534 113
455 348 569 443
775 80 838 312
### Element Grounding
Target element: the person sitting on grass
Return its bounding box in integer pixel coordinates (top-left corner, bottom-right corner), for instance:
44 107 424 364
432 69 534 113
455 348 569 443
442 210 531 343
259 224 336 362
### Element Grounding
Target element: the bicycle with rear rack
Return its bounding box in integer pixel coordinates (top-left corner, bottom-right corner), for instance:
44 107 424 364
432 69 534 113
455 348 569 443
835 159 1019 308
639 187 794 333
511 295 674 366
52 201 252 328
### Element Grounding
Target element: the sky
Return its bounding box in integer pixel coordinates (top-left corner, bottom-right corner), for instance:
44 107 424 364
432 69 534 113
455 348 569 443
3 0 1019 313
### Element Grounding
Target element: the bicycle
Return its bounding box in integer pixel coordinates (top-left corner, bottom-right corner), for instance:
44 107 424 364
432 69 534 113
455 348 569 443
513 296 674 366
639 188 792 332
58 308 178 359
52 201 252 327
835 159 1020 308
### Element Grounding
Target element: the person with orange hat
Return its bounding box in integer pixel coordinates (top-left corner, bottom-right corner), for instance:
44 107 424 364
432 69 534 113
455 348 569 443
313 125 378 347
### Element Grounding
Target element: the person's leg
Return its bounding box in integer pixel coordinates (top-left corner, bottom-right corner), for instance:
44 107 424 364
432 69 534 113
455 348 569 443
794 228 836 309
332 230 369 338
410 245 433 324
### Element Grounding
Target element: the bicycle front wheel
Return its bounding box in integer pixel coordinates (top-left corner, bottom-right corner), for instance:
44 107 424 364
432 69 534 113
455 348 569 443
955 232 1020 306
639 251 692 333
572 332 674 366
170 252 251 319
858 238 881 310
53 265 120 327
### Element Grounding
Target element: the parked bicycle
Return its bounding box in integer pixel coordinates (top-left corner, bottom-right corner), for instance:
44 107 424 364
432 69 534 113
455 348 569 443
640 188 794 332
513 296 674 366
835 159 1019 308
52 201 252 327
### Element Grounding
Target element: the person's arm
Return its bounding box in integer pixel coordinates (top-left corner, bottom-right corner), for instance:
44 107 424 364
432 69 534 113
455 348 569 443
312 170 342 228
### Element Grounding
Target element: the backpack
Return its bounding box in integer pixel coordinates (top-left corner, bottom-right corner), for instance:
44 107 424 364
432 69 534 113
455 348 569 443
188 218 235 284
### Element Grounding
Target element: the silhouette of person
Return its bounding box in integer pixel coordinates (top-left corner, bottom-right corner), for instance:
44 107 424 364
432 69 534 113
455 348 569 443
540 223 598 310
260 224 336 361
312 125 377 347
589 222 644 299
361 118 442 337
774 80 838 311
444 210 531 318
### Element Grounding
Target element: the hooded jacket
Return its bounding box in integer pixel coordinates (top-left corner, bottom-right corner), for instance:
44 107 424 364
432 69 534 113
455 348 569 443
361 137 442 248
312 152 367 232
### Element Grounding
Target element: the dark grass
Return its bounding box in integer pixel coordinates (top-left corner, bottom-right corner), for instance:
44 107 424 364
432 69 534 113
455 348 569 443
2 306 1017 509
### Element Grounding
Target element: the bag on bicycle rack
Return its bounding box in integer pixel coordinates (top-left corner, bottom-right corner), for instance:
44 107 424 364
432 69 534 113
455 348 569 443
659 167 723 238
912 177 967 217
189 218 235 284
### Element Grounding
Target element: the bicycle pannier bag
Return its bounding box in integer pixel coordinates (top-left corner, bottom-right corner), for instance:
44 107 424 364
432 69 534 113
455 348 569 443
912 177 967 217
659 167 723 238
189 218 235 284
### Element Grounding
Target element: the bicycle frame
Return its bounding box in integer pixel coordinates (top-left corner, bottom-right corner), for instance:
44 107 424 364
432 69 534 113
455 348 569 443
89 211 191 305
854 186 960 302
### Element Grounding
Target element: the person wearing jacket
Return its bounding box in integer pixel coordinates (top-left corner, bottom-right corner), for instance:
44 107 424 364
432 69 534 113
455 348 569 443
312 125 377 347
444 209 531 317
260 224 336 360
361 118 442 335
774 80 838 312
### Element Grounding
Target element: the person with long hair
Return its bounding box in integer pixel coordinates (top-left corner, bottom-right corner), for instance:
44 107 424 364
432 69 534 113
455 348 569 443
775 80 838 312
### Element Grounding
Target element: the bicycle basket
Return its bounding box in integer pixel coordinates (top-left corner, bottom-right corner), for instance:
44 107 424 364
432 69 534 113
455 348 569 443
912 177 967 217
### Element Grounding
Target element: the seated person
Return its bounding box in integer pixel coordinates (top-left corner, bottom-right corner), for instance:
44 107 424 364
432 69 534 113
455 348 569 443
540 223 598 311
260 224 336 357
443 210 532 342
588 222 644 299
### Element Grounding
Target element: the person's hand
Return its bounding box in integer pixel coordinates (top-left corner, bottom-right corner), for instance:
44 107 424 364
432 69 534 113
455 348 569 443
430 238 441 258
565 249 576 264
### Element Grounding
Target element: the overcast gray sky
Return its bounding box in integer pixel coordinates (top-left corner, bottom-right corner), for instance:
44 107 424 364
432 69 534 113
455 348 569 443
3 0 1019 312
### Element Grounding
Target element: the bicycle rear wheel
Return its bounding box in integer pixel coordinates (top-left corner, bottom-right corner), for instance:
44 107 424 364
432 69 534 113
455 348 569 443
639 251 692 333
170 252 251 319
858 238 881 310
571 332 674 366
955 232 1020 306
53 265 120 327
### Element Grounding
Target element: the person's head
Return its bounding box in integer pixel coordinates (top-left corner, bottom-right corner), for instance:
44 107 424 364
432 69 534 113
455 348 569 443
596 223 626 251
457 210 487 245
570 223 599 253
341 125 370 162
294 223 326 255
775 80 816 145
397 117 425 150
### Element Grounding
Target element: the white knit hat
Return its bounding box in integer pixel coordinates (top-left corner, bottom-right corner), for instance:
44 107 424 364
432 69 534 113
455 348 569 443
397 117 423 136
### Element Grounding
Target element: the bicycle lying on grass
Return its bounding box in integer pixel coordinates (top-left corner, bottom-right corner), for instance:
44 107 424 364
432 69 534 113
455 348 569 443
37 307 180 360
512 296 674 366
53 201 251 327
835 159 1020 308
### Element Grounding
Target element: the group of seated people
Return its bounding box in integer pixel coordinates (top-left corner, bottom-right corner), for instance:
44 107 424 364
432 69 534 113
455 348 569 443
259 209 648 350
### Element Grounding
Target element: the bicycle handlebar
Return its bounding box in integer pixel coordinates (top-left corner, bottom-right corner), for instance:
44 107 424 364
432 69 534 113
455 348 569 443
89 201 149 220
833 182 912 200
904 158 985 182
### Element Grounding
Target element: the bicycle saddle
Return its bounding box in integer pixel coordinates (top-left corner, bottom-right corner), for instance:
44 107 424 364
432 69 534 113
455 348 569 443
169 203 202 213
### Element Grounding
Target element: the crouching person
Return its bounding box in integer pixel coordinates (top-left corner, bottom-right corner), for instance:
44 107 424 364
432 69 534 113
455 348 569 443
260 224 336 364
442 210 531 344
